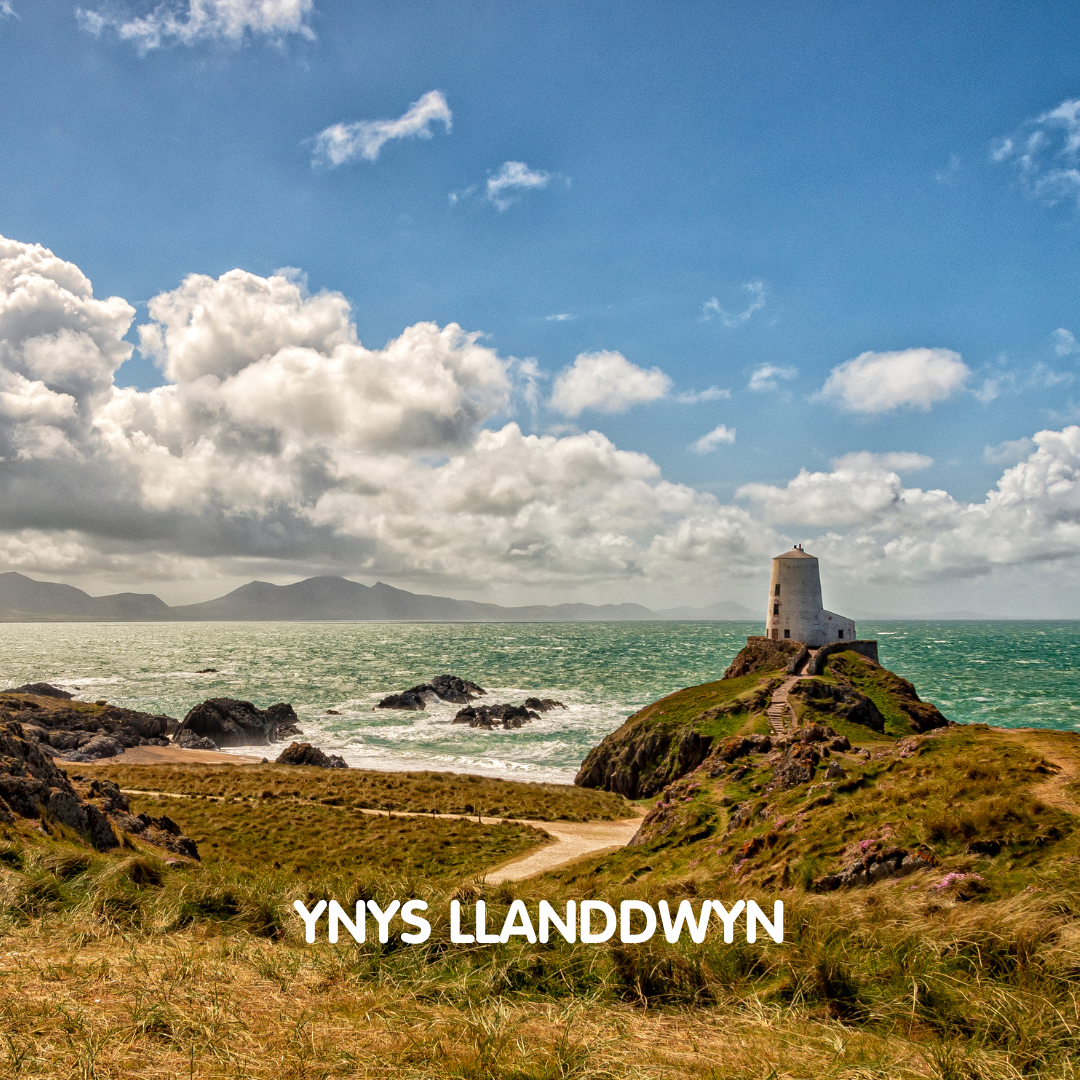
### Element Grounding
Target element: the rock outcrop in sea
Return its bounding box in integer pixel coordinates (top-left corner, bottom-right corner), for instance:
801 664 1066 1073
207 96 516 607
376 675 486 710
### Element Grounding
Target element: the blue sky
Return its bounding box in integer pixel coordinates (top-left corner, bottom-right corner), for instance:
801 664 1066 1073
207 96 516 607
2 1 1080 613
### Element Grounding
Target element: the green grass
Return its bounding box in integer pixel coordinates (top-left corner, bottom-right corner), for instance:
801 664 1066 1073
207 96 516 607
76 761 632 821
126 792 550 882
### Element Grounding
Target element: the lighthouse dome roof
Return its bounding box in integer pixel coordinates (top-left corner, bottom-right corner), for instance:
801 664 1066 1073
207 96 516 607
774 546 817 560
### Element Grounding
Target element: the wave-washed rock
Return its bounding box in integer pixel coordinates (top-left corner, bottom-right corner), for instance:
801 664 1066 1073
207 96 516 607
274 742 347 769
0 719 198 858
376 674 486 711
452 696 566 730
173 698 303 748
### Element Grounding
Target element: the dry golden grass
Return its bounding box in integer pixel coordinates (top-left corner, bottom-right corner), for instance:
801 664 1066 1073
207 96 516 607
75 761 632 821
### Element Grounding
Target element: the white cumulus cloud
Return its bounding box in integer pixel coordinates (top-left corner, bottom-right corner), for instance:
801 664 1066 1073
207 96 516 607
690 424 736 454
748 364 796 392
816 347 970 414
549 351 672 417
486 161 551 210
311 91 452 168
77 0 314 50
7 232 1080 607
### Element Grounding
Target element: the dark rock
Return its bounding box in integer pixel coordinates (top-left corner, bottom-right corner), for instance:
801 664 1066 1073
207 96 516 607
824 760 847 779
377 686 433 711
377 674 487 710
274 742 348 769
828 735 851 752
175 728 218 751
453 703 537 729
428 674 486 704
264 702 302 738
195 668 218 674
2 683 73 699
63 734 125 762
175 698 298 747
815 845 936 891
523 697 566 712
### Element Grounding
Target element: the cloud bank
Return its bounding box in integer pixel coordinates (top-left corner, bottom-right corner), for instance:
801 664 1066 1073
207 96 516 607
2 233 1080 607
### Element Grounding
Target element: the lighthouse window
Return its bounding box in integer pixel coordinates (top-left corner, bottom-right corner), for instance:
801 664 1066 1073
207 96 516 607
774 584 780 596
772 604 779 615
838 629 844 639
784 629 790 639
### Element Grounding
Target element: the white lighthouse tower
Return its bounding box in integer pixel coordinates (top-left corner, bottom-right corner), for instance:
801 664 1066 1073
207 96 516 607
766 546 855 647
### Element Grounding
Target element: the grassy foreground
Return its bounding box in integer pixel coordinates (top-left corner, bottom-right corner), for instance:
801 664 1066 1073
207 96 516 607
2 663 1080 1078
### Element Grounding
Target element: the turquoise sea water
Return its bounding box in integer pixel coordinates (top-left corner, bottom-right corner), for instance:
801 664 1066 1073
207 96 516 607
0 621 1076 783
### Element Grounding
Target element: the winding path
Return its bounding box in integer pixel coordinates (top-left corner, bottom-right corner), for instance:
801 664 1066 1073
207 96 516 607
766 650 817 736
117 786 646 882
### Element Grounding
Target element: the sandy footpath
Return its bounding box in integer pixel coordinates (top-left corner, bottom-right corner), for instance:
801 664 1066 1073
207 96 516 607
103 742 648 880
113 744 267 765
482 815 645 883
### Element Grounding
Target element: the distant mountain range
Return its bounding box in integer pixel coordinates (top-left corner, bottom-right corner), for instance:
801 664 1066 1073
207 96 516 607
0 571 762 623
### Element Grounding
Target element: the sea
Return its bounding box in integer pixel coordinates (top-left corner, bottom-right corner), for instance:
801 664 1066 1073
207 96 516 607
0 621 1077 784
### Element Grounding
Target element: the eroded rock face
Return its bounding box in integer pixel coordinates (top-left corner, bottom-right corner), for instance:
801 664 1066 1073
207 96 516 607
0 734 202 858
788 681 886 733
274 742 347 769
722 638 804 679
575 726 713 799
1 695 176 761
174 698 300 748
815 846 936 891
376 675 486 710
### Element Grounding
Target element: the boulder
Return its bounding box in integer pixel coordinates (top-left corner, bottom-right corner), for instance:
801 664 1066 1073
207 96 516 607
376 686 432 711
175 728 218 751
63 733 126 762
453 703 536 729
523 697 566 712
428 675 485 704
174 698 299 747
377 674 487 710
274 742 347 769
